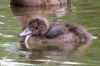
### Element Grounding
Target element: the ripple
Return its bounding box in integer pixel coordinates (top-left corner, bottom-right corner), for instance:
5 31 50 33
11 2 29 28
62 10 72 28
0 15 6 18
0 33 1 35
35 59 85 65
0 33 15 38
8 4 10 7
0 22 4 24
0 57 33 66
0 42 19 53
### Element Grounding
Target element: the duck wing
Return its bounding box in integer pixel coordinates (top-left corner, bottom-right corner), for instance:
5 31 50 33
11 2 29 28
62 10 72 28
46 25 66 39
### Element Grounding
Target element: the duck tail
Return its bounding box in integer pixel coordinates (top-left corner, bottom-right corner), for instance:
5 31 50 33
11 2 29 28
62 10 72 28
65 23 94 44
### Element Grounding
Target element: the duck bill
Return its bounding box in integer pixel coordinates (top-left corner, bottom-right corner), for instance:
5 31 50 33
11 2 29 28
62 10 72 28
19 28 32 37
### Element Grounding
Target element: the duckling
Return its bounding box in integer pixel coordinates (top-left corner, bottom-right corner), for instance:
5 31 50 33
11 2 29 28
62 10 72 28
19 17 95 49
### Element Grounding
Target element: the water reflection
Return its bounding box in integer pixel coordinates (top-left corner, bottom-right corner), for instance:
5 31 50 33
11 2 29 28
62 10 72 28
11 6 67 31
0 41 85 65
0 58 84 66
11 6 67 17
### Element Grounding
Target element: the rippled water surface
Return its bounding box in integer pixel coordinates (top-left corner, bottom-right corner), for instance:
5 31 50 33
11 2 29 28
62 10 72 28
0 0 100 66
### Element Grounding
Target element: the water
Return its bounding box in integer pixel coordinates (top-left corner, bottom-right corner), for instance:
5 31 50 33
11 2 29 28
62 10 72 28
0 0 100 66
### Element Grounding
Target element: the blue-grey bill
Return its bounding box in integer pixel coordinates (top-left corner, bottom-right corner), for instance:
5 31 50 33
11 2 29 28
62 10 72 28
19 28 32 36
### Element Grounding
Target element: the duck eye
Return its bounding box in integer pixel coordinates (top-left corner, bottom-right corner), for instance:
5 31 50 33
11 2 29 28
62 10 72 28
33 23 37 27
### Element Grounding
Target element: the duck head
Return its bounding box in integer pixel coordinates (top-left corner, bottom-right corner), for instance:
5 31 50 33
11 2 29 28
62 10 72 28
19 17 49 36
